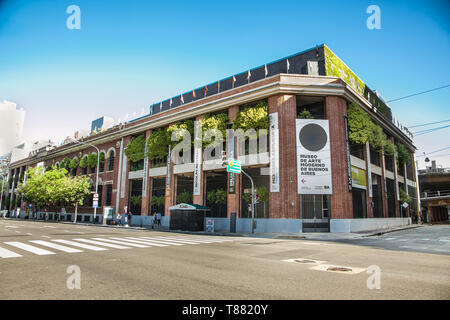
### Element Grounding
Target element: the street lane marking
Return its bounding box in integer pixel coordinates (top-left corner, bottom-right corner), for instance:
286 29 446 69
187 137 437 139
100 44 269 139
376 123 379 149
384 238 396 241
52 239 108 251
73 238 131 249
26 233 32 236
29 240 83 253
0 246 23 258
4 242 56 256
122 237 168 247
42 236 51 238
138 237 185 246
91 238 150 248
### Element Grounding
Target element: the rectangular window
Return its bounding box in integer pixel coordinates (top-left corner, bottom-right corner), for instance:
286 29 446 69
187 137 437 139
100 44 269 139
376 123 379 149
386 178 396 217
105 185 112 206
97 185 103 207
370 149 380 166
372 174 383 218
350 143 365 159
352 188 367 218
385 154 394 172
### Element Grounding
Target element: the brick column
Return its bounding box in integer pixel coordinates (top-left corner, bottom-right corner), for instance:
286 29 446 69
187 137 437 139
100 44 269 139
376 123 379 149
268 94 299 219
325 96 353 219
227 106 241 218
392 137 400 217
140 129 152 216
193 115 204 205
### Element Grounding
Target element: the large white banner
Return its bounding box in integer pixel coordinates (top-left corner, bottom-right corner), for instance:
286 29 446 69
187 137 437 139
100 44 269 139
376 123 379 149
296 119 333 195
269 113 280 192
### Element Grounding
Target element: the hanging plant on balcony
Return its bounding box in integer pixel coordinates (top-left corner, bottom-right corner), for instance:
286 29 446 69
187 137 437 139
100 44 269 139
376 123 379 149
396 142 411 165
384 140 396 156
87 153 98 168
125 134 146 163
69 158 79 170
201 113 229 149
167 120 194 148
232 100 269 136
146 128 169 160
60 157 71 170
347 103 374 144
79 156 88 168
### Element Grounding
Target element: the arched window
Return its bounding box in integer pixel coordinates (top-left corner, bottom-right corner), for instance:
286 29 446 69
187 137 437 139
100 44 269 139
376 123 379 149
108 150 115 171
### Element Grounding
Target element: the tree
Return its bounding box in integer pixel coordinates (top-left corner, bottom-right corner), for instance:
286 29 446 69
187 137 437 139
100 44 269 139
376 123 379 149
384 140 396 156
176 190 192 204
298 109 313 119
61 175 91 222
370 124 387 152
125 135 146 163
257 186 269 218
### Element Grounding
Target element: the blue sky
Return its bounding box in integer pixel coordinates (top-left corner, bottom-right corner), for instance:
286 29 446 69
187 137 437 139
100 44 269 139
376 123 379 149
0 0 449 168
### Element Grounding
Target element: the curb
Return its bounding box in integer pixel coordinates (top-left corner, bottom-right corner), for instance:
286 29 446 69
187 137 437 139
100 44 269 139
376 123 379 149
361 224 423 237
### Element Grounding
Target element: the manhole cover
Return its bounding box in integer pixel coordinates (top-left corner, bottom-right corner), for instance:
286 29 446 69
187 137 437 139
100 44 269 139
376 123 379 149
327 267 352 272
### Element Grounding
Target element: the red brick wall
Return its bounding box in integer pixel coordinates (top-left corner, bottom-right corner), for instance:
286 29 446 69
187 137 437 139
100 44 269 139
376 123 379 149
268 94 299 219
325 96 353 219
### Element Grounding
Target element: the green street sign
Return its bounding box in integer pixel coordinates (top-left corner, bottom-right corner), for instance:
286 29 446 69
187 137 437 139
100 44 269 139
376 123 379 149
227 158 241 174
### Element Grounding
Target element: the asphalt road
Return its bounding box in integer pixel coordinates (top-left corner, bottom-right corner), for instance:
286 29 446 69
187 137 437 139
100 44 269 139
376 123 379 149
0 219 449 300
335 225 450 255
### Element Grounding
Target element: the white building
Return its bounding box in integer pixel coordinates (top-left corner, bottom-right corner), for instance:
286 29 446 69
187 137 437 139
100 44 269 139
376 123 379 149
0 100 25 157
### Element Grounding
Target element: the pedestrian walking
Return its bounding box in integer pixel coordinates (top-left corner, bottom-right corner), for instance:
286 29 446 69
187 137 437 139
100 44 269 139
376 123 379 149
152 211 157 229
156 212 161 226
117 213 122 226
127 210 132 227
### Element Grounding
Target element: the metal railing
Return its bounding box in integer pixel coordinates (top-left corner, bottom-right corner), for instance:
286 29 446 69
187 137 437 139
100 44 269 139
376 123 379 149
421 190 450 199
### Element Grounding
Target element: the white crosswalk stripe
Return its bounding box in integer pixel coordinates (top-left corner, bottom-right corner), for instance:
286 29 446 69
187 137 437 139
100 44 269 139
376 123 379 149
1 235 235 259
153 236 218 244
29 240 83 253
136 237 185 246
0 246 23 258
52 239 108 251
73 238 132 249
4 241 56 255
121 237 168 247
91 238 150 248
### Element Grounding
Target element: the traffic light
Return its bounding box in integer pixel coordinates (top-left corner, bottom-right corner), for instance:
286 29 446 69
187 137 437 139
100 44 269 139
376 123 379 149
221 151 227 167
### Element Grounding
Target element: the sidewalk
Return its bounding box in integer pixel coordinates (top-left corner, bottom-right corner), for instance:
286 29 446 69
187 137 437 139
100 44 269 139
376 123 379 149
1 217 423 240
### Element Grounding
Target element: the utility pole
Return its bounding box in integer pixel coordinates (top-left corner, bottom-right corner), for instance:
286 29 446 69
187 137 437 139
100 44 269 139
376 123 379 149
241 169 256 234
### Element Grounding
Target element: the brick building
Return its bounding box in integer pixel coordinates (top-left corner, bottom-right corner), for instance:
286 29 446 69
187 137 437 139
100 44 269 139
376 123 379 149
3 45 419 233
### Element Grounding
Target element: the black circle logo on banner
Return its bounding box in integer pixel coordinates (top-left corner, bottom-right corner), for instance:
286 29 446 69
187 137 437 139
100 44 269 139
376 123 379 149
299 123 327 152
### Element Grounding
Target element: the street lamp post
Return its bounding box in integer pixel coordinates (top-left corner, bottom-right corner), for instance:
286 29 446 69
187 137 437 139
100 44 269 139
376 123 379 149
69 138 100 224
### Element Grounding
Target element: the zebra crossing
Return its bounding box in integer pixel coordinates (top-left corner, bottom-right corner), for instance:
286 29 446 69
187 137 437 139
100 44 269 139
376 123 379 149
0 235 235 259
